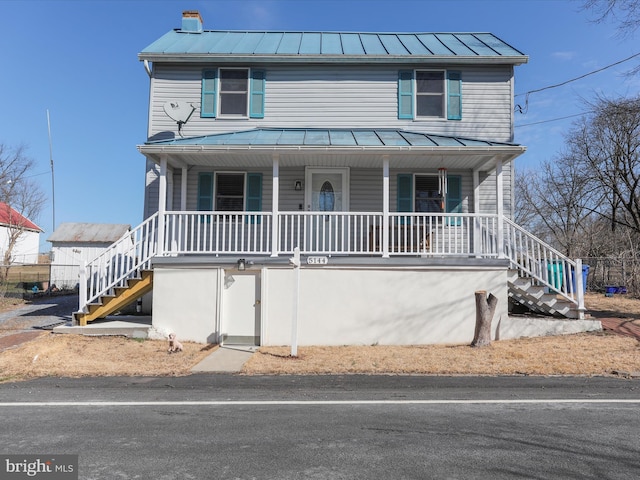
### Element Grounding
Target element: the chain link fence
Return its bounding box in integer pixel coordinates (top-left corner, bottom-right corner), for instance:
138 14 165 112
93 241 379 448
582 257 640 296
0 264 79 298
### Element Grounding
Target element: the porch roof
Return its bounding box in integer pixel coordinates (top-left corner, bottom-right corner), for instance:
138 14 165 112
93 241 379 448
146 128 518 148
138 128 526 171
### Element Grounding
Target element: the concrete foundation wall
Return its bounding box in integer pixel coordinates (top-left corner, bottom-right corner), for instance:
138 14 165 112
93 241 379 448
263 266 508 346
152 267 219 343
151 262 509 346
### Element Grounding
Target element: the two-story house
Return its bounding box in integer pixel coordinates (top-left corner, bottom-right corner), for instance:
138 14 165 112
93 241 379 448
74 11 596 346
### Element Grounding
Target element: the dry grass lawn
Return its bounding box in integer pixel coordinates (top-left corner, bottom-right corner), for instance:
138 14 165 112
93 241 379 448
0 292 639 382
0 334 215 382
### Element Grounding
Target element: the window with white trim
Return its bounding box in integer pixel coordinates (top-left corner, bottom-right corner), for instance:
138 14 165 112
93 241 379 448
398 70 462 120
219 69 249 117
215 173 245 211
201 68 266 119
197 172 263 213
416 71 445 118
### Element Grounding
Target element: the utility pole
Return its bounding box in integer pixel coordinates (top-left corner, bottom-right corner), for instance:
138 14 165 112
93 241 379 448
47 109 56 231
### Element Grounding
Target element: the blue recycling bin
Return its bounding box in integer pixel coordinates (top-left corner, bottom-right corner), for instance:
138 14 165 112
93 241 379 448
568 265 590 294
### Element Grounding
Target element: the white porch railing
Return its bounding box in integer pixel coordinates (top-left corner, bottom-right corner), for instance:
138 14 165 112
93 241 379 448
78 213 158 313
163 212 273 254
78 211 584 316
504 218 585 311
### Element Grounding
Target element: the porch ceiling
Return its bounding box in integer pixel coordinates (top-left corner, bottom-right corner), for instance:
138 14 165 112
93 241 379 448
137 129 526 171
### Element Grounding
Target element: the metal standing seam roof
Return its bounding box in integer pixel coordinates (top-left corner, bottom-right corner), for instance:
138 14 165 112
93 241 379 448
47 223 131 243
0 202 42 232
139 30 527 63
145 129 519 148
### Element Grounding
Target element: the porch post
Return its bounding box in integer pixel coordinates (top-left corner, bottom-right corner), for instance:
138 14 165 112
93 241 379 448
180 167 187 211
496 158 504 258
576 258 585 319
473 169 481 256
382 155 390 258
157 154 167 256
271 154 280 257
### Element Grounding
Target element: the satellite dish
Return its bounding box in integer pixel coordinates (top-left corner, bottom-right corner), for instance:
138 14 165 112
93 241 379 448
163 101 196 136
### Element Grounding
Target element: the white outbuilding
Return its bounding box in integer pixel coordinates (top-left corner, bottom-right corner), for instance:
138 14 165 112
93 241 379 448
48 223 131 289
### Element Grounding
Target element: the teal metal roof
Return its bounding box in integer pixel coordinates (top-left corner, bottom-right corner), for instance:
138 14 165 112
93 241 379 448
146 129 518 148
140 30 526 63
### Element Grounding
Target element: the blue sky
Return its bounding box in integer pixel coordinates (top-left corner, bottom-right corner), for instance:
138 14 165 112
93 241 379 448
2 0 639 252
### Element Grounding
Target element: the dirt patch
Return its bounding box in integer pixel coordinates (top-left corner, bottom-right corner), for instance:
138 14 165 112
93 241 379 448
0 291 639 382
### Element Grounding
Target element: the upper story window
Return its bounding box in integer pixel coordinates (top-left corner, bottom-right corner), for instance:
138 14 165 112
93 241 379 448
201 68 266 119
219 69 249 117
416 71 445 118
398 70 462 121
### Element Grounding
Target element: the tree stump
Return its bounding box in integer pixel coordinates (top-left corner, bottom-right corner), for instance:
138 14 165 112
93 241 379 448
471 290 498 347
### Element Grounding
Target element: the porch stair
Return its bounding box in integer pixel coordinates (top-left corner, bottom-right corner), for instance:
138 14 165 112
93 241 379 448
74 270 153 326
503 218 586 320
507 269 581 319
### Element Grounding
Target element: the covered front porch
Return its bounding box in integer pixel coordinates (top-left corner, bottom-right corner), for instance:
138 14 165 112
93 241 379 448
74 130 587 330
140 128 524 260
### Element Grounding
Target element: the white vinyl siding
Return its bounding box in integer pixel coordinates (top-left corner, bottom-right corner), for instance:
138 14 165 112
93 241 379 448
148 64 515 143
477 162 513 218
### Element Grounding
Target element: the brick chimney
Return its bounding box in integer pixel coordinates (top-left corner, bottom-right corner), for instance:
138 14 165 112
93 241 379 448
181 10 203 33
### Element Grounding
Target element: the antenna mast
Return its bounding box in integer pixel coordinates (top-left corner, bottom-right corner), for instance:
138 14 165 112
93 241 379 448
47 109 56 231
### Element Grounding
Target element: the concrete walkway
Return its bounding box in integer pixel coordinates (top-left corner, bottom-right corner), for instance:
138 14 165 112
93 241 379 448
191 345 257 373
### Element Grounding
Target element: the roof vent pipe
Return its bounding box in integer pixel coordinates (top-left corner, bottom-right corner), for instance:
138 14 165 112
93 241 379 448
181 10 203 33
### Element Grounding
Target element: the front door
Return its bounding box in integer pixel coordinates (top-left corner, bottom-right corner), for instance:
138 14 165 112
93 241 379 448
304 168 349 252
222 271 261 345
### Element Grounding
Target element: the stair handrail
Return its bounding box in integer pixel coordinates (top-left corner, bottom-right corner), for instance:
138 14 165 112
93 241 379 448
503 218 584 310
79 213 159 313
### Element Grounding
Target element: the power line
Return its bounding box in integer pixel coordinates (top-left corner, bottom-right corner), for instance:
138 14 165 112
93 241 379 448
514 51 640 114
515 112 588 128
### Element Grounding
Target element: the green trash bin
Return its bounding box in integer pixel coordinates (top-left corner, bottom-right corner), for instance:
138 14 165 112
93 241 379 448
547 261 564 289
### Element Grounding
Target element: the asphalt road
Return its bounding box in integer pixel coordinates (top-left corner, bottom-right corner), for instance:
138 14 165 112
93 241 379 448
1 375 639 479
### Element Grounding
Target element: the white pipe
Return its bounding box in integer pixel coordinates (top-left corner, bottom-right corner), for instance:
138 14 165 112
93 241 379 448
143 59 152 78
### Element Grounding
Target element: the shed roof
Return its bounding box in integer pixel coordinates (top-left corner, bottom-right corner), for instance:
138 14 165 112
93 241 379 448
47 223 130 244
146 128 518 148
0 203 42 232
140 30 527 65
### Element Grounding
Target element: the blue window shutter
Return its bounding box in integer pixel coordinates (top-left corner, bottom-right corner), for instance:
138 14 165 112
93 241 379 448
201 70 217 118
246 173 262 224
249 70 265 119
397 173 413 209
447 71 462 120
446 175 462 225
197 173 214 210
398 71 414 119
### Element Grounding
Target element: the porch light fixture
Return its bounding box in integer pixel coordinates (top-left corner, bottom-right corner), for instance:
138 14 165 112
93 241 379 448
237 258 246 271
294 180 303 191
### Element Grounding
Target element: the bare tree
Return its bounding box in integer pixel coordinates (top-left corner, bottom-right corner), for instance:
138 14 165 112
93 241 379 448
582 0 640 36
0 144 47 288
569 96 640 234
515 151 597 257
